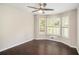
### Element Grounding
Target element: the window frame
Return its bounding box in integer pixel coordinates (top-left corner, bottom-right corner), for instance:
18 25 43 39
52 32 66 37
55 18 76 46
38 14 69 38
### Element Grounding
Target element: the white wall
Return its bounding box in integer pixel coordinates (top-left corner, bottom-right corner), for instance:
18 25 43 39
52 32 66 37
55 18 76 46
77 8 79 53
34 9 77 48
0 4 34 51
69 9 77 47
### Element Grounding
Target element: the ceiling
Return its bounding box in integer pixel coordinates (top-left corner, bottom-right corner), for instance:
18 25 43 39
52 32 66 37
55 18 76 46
2 3 79 15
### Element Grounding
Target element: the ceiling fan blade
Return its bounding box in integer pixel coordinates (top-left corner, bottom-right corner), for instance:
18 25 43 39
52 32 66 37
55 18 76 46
27 6 38 9
43 9 54 11
32 9 40 12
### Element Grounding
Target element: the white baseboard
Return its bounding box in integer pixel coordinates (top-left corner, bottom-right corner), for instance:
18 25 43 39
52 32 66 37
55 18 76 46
76 48 79 54
0 39 33 52
34 38 76 48
0 38 77 53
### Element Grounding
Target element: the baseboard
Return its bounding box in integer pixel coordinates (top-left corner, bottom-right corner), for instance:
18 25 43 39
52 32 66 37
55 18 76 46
76 48 79 54
0 39 33 52
1 38 77 53
34 38 76 48
50 39 76 48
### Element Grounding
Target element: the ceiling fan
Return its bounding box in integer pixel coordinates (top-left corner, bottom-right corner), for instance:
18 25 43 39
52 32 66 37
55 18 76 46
27 3 54 14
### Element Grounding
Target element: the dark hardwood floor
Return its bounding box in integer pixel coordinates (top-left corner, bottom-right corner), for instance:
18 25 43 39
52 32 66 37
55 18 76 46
0 40 78 55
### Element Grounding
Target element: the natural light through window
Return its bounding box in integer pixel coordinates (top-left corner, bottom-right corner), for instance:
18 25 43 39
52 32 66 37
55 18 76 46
39 16 46 34
38 15 69 38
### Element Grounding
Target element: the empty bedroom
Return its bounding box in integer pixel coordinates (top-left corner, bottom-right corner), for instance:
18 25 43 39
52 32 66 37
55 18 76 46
0 3 79 55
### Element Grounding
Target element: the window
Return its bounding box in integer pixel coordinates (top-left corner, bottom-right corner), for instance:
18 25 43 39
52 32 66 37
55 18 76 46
61 16 69 38
39 16 46 34
38 15 69 38
47 16 61 36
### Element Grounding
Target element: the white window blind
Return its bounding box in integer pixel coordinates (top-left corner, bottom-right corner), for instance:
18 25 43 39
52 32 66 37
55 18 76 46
38 15 69 38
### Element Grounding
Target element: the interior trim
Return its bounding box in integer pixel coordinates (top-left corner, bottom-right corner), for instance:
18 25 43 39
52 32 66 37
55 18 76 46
0 39 33 52
34 38 77 48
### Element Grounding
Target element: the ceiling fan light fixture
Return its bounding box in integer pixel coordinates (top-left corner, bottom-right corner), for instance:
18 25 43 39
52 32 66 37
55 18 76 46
37 10 43 14
27 3 54 14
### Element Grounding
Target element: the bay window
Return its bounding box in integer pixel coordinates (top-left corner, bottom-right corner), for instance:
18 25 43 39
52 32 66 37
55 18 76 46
38 15 69 38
